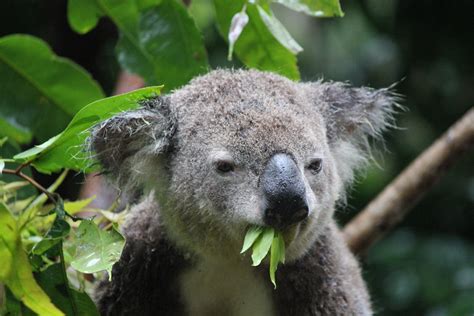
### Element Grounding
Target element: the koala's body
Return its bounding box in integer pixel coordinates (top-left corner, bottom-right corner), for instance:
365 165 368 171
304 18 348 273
91 69 396 316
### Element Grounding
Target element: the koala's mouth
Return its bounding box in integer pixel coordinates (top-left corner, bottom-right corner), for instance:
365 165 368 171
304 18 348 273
281 222 303 246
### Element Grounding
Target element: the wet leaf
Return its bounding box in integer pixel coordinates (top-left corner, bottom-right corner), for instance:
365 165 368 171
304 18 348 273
71 219 125 277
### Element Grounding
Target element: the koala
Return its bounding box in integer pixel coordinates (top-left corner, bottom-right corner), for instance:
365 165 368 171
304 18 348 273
90 69 397 316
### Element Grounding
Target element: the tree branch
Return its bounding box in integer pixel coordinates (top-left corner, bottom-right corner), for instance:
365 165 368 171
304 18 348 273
2 168 58 204
343 107 474 254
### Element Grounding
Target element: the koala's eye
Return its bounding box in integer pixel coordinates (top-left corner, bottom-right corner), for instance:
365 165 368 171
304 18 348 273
215 160 235 173
307 158 323 174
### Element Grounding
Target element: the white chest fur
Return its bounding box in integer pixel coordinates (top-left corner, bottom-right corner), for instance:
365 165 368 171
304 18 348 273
179 257 275 316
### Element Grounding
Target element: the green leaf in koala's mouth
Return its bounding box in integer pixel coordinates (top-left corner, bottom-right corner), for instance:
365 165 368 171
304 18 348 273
241 226 286 288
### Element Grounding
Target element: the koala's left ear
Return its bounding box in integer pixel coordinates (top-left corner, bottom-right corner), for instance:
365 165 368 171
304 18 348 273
88 96 176 190
305 81 399 142
304 81 400 190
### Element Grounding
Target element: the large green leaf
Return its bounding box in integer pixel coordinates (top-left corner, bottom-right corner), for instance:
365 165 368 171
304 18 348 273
273 0 344 17
67 0 161 34
116 0 209 89
68 0 208 90
0 203 64 316
0 35 105 143
34 264 99 316
214 0 300 80
13 86 161 174
70 219 125 277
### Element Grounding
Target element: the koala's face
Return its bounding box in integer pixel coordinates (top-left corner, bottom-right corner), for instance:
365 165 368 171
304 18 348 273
91 69 395 261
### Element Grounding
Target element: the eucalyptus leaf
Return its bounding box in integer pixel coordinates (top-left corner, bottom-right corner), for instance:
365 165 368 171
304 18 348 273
0 117 32 145
242 225 286 287
241 225 264 253
64 196 95 215
270 231 285 288
273 0 344 17
0 202 63 315
214 0 300 80
117 0 209 89
32 217 71 256
35 264 99 316
257 5 303 54
13 86 161 174
71 219 125 277
0 34 105 143
251 227 275 266
228 8 249 60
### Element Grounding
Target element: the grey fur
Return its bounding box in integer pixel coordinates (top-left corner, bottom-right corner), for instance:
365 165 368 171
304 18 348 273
90 69 397 315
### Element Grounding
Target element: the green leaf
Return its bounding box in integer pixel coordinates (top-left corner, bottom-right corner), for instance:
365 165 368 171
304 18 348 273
116 0 209 89
251 227 275 266
32 217 71 256
241 225 263 254
68 0 208 90
0 117 33 145
269 231 285 288
241 226 286 287
71 219 125 277
64 196 95 215
273 0 344 17
34 264 100 316
0 34 105 143
67 0 162 34
136 0 162 10
67 0 103 34
0 202 64 316
214 0 300 80
257 5 303 54
0 202 16 280
13 86 161 174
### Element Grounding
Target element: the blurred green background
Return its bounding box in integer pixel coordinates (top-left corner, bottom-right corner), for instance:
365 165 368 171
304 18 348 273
1 0 473 314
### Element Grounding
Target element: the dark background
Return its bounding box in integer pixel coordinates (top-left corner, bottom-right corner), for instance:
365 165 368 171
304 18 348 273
1 0 473 314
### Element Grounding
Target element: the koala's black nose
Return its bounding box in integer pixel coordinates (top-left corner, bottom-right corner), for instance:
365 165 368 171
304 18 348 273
260 153 309 229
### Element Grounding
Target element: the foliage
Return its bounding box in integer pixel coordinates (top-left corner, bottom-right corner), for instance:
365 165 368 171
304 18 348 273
0 0 344 313
241 226 286 288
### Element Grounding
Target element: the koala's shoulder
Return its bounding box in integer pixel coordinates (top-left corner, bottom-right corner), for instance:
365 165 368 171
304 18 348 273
120 193 163 243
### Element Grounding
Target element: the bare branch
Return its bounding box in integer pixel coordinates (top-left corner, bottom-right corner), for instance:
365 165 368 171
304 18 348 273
2 168 59 203
343 107 474 254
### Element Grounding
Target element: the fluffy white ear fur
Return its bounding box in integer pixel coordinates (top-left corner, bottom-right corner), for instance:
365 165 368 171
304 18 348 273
88 97 176 193
305 81 400 195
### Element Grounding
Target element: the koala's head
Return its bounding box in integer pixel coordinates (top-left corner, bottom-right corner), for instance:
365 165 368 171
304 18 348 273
90 69 397 261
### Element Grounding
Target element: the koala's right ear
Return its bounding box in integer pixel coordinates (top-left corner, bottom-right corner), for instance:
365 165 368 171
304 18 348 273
89 96 176 189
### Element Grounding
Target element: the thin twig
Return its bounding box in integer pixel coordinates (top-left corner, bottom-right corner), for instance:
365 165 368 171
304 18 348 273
2 168 58 204
343 107 474 254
